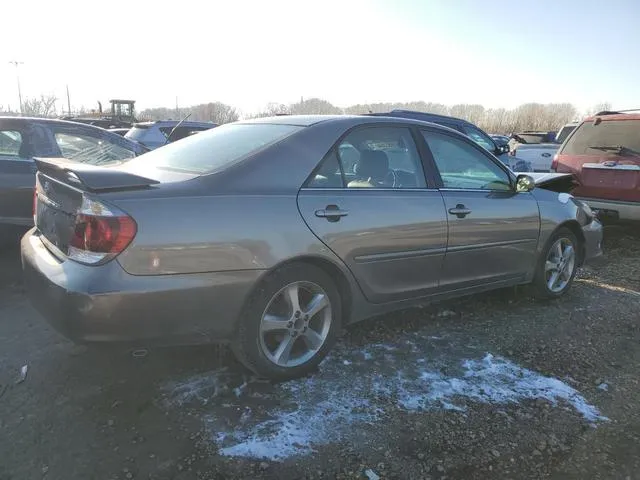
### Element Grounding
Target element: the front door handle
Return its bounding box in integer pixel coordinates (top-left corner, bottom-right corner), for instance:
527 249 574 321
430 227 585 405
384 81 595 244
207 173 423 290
448 204 472 218
315 204 348 222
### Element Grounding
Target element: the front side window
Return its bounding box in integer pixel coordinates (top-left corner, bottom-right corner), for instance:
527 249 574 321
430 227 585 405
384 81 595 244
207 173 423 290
53 130 137 165
422 130 512 191
0 130 24 158
338 127 426 189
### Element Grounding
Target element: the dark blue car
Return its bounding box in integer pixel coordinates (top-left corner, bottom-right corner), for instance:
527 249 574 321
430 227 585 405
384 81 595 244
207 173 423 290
0 117 148 241
366 110 533 172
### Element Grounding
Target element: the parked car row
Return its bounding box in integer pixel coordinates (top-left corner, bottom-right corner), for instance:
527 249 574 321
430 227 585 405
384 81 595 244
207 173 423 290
4 106 637 379
507 123 579 172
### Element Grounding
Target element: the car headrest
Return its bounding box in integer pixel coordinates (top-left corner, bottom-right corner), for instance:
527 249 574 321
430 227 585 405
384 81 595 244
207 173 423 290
354 150 389 181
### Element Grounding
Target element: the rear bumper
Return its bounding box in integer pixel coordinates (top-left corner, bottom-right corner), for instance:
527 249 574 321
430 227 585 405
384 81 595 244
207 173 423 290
21 230 264 346
581 218 604 265
579 197 640 222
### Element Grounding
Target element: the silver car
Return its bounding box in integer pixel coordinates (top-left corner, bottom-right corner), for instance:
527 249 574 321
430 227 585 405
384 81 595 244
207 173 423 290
21 115 603 380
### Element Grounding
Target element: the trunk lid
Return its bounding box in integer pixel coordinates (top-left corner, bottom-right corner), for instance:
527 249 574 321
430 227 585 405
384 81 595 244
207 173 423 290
556 153 640 202
33 157 159 259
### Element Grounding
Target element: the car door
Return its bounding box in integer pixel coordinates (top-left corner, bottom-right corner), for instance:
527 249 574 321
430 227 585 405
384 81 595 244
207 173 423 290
297 126 448 304
0 123 38 227
420 128 540 289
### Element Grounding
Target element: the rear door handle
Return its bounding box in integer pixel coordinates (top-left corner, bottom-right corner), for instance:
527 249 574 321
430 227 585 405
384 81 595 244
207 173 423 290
315 205 348 222
448 204 472 218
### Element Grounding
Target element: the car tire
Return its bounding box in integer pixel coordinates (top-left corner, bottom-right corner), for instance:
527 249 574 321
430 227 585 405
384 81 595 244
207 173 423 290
532 227 580 299
232 263 342 380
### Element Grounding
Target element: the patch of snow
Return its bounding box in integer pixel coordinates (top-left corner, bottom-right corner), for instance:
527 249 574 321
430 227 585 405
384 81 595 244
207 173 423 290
207 354 605 460
161 337 606 462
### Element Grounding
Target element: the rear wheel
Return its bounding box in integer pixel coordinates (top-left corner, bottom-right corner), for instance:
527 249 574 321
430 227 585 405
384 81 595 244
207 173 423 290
232 263 341 380
532 227 579 298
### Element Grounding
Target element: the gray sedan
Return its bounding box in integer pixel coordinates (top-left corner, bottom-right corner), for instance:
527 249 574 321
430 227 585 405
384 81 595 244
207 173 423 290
21 115 603 380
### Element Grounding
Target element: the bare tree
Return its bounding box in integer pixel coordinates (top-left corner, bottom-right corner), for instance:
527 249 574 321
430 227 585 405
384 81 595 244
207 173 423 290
251 103 290 118
21 94 58 117
587 102 612 116
289 98 342 115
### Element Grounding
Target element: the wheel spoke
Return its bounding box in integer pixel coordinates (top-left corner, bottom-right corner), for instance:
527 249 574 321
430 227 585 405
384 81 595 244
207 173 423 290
545 260 557 273
284 285 301 314
547 271 560 290
553 241 563 260
304 293 329 319
301 328 324 351
560 266 572 281
261 314 289 332
273 335 296 365
563 245 575 262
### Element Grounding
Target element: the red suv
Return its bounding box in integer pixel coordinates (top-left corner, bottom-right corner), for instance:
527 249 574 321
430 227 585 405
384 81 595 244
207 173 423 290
553 110 640 222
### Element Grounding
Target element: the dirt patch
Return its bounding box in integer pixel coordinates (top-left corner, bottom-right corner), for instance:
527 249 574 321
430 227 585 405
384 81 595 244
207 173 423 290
0 225 639 480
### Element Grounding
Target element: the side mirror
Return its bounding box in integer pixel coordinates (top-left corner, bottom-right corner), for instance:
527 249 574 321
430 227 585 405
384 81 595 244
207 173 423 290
516 174 535 192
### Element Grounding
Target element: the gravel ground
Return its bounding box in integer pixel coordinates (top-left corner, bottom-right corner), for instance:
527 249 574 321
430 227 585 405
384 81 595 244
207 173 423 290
0 224 639 480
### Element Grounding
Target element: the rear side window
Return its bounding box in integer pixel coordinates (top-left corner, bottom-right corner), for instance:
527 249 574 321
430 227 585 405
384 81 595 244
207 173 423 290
0 130 24 157
123 123 303 174
54 131 137 165
555 125 576 144
307 127 427 189
561 120 640 155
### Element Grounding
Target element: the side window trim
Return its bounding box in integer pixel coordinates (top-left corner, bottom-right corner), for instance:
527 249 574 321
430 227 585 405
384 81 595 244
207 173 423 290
419 128 515 191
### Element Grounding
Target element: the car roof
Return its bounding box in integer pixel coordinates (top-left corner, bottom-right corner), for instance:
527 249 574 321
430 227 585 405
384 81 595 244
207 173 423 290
583 112 640 122
0 116 138 135
133 120 216 127
367 109 473 126
238 114 468 133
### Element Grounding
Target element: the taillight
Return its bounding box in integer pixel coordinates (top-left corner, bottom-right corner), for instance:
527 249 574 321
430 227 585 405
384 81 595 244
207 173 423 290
68 195 137 265
551 154 559 171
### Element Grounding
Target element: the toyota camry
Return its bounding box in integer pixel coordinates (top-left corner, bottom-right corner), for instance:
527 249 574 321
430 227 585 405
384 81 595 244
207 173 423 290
21 115 603 379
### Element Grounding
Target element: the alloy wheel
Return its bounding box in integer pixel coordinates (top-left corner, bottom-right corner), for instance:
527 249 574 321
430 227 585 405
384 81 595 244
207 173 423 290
544 237 576 293
258 281 332 368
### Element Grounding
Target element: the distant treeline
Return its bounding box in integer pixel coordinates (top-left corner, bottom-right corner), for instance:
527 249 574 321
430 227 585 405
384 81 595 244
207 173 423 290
2 96 611 134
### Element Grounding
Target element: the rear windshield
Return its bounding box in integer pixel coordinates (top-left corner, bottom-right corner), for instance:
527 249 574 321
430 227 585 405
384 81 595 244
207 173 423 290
122 123 303 174
125 126 152 142
561 120 640 155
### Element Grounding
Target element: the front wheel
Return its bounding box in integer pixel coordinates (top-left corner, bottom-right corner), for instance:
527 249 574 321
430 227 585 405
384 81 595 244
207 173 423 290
532 227 580 298
232 263 341 380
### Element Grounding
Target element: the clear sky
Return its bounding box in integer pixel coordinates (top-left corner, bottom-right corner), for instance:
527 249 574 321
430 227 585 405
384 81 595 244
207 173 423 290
0 0 638 116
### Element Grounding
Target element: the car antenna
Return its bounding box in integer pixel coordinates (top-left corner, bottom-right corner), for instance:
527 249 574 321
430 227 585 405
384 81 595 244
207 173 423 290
164 112 192 145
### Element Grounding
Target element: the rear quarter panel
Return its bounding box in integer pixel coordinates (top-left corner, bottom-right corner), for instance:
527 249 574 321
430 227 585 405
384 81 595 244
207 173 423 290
112 193 353 278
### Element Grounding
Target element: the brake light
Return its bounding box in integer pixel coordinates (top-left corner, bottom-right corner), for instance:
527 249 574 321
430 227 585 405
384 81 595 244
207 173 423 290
551 154 559 172
68 196 137 265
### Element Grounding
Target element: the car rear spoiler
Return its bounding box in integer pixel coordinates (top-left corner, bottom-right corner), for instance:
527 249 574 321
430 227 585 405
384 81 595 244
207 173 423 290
34 157 160 192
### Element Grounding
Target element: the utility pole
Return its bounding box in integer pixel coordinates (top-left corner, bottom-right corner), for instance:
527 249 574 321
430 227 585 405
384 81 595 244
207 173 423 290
66 85 71 115
9 60 24 115
175 96 179 119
